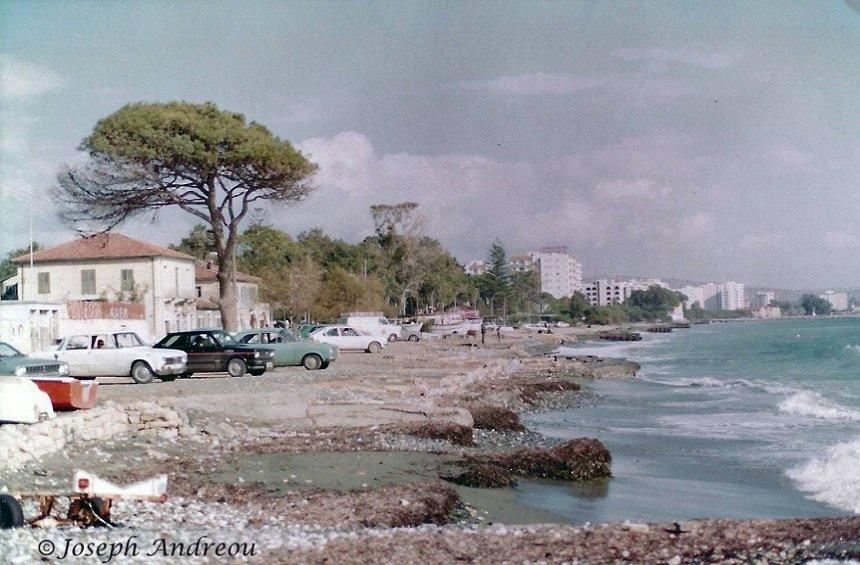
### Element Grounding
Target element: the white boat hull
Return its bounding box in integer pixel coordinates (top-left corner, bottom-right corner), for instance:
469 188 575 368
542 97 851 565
0 377 56 424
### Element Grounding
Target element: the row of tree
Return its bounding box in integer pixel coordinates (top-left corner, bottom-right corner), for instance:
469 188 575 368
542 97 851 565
171 203 470 322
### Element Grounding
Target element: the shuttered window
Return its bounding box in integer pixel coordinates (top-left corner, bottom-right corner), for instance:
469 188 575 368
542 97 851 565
121 269 134 291
37 272 50 294
81 269 96 295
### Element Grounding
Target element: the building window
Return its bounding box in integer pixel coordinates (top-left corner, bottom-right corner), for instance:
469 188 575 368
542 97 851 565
196 286 202 298
37 272 50 294
121 269 134 291
81 269 96 295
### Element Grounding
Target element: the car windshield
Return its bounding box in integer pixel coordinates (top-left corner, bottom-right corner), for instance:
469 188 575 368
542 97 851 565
115 332 145 348
0 343 23 357
211 330 236 345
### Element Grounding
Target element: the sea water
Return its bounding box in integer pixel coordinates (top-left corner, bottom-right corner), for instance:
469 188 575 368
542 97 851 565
521 318 859 523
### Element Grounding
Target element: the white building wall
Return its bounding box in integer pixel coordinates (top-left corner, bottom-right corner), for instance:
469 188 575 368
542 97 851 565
17 256 196 341
0 302 64 354
719 282 745 311
820 291 849 311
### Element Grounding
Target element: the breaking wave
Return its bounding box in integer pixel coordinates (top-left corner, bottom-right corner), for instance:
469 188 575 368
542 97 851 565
637 375 794 395
778 391 860 422
787 437 860 513
844 344 860 353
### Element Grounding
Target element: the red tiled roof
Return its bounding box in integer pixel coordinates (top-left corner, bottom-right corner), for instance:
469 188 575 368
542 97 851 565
195 262 261 283
13 233 195 264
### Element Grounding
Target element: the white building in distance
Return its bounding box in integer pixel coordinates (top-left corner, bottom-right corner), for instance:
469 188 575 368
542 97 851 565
584 278 669 306
719 282 746 310
530 247 582 299
465 260 487 276
465 247 582 299
753 291 776 309
677 281 745 311
820 290 849 311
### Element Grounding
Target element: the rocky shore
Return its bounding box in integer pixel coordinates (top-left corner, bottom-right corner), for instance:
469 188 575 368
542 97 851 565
1 327 857 563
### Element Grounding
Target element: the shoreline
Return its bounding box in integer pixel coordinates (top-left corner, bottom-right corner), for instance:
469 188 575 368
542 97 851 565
1 326 857 562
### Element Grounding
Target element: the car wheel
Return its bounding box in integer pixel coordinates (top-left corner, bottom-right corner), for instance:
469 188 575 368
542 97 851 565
302 354 323 370
388 333 399 342
0 495 24 529
408 334 419 342
227 358 247 378
367 341 382 354
130 361 156 384
320 361 330 369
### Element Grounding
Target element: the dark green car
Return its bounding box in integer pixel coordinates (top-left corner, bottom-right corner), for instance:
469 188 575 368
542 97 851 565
234 328 337 370
0 342 70 377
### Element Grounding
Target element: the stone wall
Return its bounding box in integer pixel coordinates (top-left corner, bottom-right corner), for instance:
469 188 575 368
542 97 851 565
0 402 191 471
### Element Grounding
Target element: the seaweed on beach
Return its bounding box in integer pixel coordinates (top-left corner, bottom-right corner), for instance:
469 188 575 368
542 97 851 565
468 404 526 431
442 438 612 487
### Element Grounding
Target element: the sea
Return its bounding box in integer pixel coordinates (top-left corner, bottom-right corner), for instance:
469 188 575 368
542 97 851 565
520 317 859 523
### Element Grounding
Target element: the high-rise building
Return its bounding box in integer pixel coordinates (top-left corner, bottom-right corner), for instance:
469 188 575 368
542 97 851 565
719 282 745 311
820 291 849 311
465 247 583 299
530 247 582 299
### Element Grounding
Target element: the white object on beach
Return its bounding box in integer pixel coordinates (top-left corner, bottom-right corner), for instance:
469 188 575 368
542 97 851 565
73 470 168 500
0 377 55 424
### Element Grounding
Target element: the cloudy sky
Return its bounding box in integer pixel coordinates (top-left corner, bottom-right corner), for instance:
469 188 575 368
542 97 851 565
1 1 858 288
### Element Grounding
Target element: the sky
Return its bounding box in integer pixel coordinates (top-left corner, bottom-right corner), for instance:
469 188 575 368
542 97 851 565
0 1 858 289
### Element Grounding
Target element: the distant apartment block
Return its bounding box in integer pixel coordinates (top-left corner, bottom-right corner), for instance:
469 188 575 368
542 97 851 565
753 291 775 309
819 290 849 311
678 281 745 311
719 282 746 310
584 278 669 307
465 260 487 276
465 246 582 299
530 247 582 299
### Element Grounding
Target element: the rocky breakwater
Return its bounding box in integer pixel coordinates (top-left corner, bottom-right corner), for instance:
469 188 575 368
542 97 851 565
0 402 192 471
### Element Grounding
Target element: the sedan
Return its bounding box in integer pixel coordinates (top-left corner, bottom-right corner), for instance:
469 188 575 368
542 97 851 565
234 328 337 370
308 325 385 353
154 329 274 377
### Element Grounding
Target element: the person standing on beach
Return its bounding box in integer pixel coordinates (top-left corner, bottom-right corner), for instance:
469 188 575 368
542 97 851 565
480 321 487 344
496 325 502 342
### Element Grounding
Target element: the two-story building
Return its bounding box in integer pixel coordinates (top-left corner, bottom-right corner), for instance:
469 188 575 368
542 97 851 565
12 233 197 341
195 261 270 330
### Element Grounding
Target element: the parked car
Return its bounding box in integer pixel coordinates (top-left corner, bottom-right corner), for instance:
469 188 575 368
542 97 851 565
234 328 337 370
309 325 385 353
337 315 402 342
0 341 70 379
399 323 423 342
298 324 328 339
34 332 186 384
154 329 274 377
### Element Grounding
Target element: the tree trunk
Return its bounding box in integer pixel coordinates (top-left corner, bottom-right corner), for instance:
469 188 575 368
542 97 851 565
217 262 239 332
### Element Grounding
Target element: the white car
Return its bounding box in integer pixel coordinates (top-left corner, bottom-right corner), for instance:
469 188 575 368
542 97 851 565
36 332 187 384
338 315 402 342
309 325 386 353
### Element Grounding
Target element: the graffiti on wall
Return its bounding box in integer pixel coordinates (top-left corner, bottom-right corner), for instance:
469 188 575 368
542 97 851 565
67 301 145 320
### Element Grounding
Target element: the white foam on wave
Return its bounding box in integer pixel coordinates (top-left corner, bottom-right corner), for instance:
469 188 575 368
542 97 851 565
637 374 796 396
778 390 860 422
787 437 860 513
844 344 860 353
